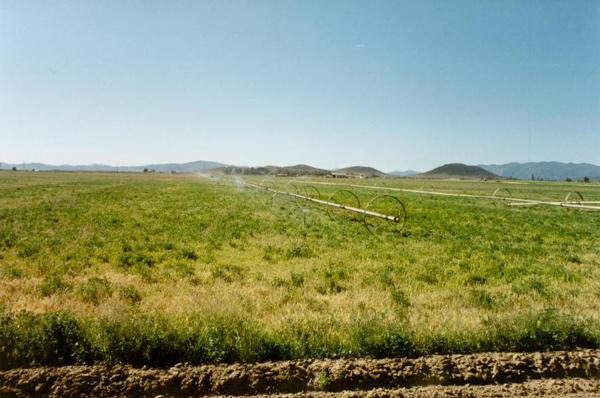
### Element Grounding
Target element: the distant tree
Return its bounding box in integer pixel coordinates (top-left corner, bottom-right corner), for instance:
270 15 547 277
11 166 17 171
565 177 572 182
583 176 590 183
143 168 149 173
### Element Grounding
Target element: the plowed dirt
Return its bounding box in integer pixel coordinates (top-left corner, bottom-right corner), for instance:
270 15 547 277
1 350 599 397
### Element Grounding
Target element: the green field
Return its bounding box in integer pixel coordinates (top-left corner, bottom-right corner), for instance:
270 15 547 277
1 171 600 368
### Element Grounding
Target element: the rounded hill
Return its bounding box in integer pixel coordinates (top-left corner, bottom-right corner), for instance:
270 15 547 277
334 166 386 177
417 163 500 179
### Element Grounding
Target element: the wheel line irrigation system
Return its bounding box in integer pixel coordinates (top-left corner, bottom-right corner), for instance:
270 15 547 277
246 181 408 237
292 180 600 210
211 176 600 237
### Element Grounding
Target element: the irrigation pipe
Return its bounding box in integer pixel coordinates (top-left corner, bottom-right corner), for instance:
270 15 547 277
509 201 600 206
289 180 528 201
288 180 600 211
507 201 600 210
245 183 401 223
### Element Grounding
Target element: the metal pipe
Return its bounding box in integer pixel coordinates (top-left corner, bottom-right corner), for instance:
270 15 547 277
507 201 600 210
509 200 600 206
246 183 400 222
286 180 518 201
290 180 600 210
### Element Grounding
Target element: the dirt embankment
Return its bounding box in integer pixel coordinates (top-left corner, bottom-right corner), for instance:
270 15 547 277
1 350 599 398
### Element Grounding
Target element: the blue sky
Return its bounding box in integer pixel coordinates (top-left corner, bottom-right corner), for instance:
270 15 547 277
1 0 598 171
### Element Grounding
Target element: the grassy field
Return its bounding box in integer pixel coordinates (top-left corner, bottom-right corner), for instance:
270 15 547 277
1 171 600 368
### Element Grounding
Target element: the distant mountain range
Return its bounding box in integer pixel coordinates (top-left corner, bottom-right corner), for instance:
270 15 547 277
210 164 331 177
1 160 597 181
479 162 600 181
417 162 600 181
209 164 387 177
0 160 227 173
0 160 389 177
388 170 421 176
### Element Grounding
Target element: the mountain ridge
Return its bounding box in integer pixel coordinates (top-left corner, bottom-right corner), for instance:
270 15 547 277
2 160 598 181
479 161 600 181
0 160 228 173
388 170 421 176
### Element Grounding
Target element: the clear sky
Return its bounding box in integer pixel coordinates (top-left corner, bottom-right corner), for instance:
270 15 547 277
1 0 599 172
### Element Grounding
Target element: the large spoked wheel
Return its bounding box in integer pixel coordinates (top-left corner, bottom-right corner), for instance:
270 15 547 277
295 185 321 208
326 190 361 221
564 191 584 204
283 182 300 195
271 191 301 215
257 180 277 194
293 185 322 226
564 191 584 211
363 195 407 237
492 187 512 207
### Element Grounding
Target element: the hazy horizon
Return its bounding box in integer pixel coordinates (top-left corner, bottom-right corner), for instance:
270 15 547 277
1 158 599 174
2 1 599 171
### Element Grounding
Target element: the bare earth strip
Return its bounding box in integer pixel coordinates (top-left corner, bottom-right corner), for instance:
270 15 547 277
213 379 600 398
1 350 599 398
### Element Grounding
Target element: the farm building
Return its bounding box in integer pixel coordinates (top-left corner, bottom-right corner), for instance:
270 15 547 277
329 172 369 179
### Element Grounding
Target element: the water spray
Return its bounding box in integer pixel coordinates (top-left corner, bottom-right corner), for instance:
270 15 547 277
247 182 407 236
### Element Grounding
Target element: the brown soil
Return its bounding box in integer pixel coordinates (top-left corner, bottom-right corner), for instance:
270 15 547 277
1 350 599 398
